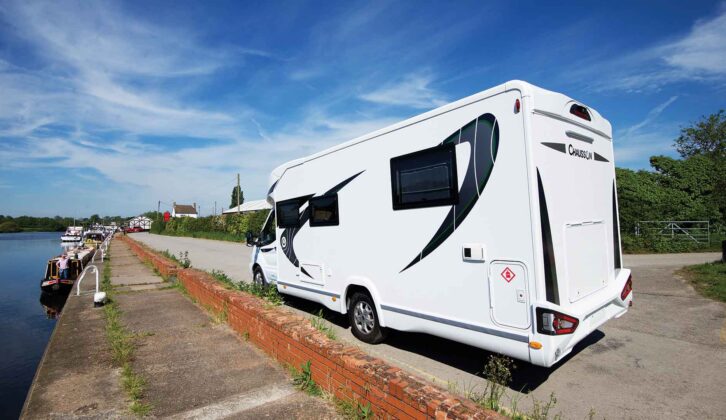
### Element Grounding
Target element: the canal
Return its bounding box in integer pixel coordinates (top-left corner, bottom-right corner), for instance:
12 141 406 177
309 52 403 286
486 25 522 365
0 232 67 418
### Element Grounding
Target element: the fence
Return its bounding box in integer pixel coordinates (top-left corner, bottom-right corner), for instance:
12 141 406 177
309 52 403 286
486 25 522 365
635 221 710 243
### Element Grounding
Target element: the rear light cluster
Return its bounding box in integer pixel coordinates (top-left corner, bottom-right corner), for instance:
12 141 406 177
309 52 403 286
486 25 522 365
536 308 579 335
621 274 633 300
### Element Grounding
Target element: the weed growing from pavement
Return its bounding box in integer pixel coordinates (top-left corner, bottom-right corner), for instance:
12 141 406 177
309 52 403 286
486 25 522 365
100 252 153 416
290 361 322 397
236 279 284 306
310 309 337 340
161 249 192 268
209 269 237 289
461 354 570 420
335 398 374 420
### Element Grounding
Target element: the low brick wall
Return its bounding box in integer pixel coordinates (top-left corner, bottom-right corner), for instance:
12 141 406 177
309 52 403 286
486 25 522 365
118 236 502 420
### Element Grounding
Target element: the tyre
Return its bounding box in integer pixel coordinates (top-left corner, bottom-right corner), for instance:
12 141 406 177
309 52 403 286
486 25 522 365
253 267 267 286
348 292 387 344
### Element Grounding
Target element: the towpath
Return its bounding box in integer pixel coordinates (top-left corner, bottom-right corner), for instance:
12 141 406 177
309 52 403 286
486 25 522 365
23 238 338 419
130 232 726 419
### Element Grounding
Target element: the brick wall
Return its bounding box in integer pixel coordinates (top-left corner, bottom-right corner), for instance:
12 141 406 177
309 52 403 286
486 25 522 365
118 236 502 420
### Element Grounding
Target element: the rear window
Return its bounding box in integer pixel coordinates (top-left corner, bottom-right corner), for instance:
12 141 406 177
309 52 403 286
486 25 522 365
390 143 458 210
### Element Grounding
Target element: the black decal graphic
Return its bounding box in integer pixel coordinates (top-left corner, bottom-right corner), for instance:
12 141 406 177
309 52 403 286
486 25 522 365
541 142 567 153
402 113 499 272
594 152 609 162
538 169 560 305
280 171 364 277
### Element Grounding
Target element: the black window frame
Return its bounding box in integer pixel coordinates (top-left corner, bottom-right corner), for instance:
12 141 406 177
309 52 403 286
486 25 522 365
309 194 339 227
276 199 302 228
390 142 459 210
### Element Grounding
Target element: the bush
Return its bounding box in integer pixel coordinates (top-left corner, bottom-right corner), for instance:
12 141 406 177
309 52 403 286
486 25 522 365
0 221 22 233
157 211 269 243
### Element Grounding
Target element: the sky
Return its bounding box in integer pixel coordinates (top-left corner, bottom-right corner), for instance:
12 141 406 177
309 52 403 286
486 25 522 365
0 0 724 217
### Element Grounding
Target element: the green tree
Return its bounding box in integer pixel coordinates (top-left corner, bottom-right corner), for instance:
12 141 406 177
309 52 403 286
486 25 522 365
674 110 726 224
230 186 244 209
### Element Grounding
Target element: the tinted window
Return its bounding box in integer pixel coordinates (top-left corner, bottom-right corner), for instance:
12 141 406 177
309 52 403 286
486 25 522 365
390 143 458 210
259 210 276 245
310 194 339 226
277 200 301 228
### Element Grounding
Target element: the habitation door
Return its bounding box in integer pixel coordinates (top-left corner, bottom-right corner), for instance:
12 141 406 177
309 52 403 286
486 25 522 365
489 260 530 329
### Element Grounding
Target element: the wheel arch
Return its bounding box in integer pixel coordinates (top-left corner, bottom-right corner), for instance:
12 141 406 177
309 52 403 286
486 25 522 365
342 278 386 327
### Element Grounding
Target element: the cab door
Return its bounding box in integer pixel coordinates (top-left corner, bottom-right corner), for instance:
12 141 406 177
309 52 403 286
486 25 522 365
254 211 278 284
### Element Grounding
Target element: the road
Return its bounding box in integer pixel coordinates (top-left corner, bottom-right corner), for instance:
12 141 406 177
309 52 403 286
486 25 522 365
130 233 726 419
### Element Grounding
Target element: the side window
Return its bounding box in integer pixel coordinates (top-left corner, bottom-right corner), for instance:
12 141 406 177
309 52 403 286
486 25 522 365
259 210 276 246
310 194 339 226
390 143 458 210
277 200 301 228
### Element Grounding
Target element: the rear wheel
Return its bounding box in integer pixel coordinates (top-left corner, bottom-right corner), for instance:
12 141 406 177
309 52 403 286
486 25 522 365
348 292 387 344
253 267 267 286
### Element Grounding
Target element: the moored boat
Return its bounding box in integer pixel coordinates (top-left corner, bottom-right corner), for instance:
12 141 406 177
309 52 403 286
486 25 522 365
40 245 95 293
83 230 106 249
60 226 83 242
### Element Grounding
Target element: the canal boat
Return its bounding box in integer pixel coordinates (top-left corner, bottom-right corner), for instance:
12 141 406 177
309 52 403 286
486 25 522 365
40 245 95 293
83 230 106 248
60 226 83 242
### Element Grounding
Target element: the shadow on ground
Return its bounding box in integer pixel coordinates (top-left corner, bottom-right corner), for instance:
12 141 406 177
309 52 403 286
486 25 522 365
282 295 606 393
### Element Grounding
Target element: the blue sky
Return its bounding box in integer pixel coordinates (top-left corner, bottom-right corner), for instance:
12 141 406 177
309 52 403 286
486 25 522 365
0 0 724 217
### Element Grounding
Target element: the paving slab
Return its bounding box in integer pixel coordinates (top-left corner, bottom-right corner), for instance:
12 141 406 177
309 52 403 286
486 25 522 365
110 239 338 419
21 260 129 419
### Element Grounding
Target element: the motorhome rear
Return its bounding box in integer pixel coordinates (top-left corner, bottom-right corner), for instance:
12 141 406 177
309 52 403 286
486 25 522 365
251 80 632 367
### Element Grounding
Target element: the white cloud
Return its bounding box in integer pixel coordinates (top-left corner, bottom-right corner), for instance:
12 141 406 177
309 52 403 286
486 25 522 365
360 74 448 109
580 8 726 92
614 96 681 166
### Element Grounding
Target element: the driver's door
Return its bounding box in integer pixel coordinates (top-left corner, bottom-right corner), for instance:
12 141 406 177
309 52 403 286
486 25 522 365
255 210 277 284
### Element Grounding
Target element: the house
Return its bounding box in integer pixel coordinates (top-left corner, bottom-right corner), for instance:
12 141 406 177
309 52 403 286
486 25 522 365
128 216 152 230
172 202 198 218
222 199 272 215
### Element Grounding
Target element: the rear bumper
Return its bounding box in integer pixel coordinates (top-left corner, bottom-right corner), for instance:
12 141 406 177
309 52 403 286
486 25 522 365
529 268 632 367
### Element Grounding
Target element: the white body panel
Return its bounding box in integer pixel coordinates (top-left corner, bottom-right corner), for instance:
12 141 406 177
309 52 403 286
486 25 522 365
251 80 632 367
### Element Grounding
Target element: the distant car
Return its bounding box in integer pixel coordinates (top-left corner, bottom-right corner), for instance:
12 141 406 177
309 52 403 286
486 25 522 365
124 226 143 233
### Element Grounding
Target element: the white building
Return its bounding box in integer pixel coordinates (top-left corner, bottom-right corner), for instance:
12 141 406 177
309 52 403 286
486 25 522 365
128 216 152 230
222 199 272 215
172 202 199 218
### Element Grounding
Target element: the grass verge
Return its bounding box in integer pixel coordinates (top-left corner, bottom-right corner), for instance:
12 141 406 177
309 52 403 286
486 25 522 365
677 260 726 302
101 255 153 416
159 230 246 243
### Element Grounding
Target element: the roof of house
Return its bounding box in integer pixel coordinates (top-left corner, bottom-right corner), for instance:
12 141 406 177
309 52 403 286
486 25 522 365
222 199 272 214
174 204 197 214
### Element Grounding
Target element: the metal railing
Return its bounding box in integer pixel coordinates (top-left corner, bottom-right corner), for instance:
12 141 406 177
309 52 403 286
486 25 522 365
91 234 113 263
76 265 100 296
635 220 710 243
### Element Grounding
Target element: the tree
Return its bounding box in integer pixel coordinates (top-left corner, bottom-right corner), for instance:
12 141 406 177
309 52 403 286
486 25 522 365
674 110 726 224
230 186 244 209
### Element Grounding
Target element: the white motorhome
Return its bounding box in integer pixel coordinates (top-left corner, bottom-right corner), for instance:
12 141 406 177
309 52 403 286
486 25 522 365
251 80 632 367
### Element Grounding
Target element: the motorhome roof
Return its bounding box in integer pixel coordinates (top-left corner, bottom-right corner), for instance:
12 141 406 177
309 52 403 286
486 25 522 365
267 80 610 191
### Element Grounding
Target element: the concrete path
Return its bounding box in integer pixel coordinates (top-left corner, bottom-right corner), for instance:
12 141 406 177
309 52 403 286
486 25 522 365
22 259 130 419
130 234 726 419
109 240 338 418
